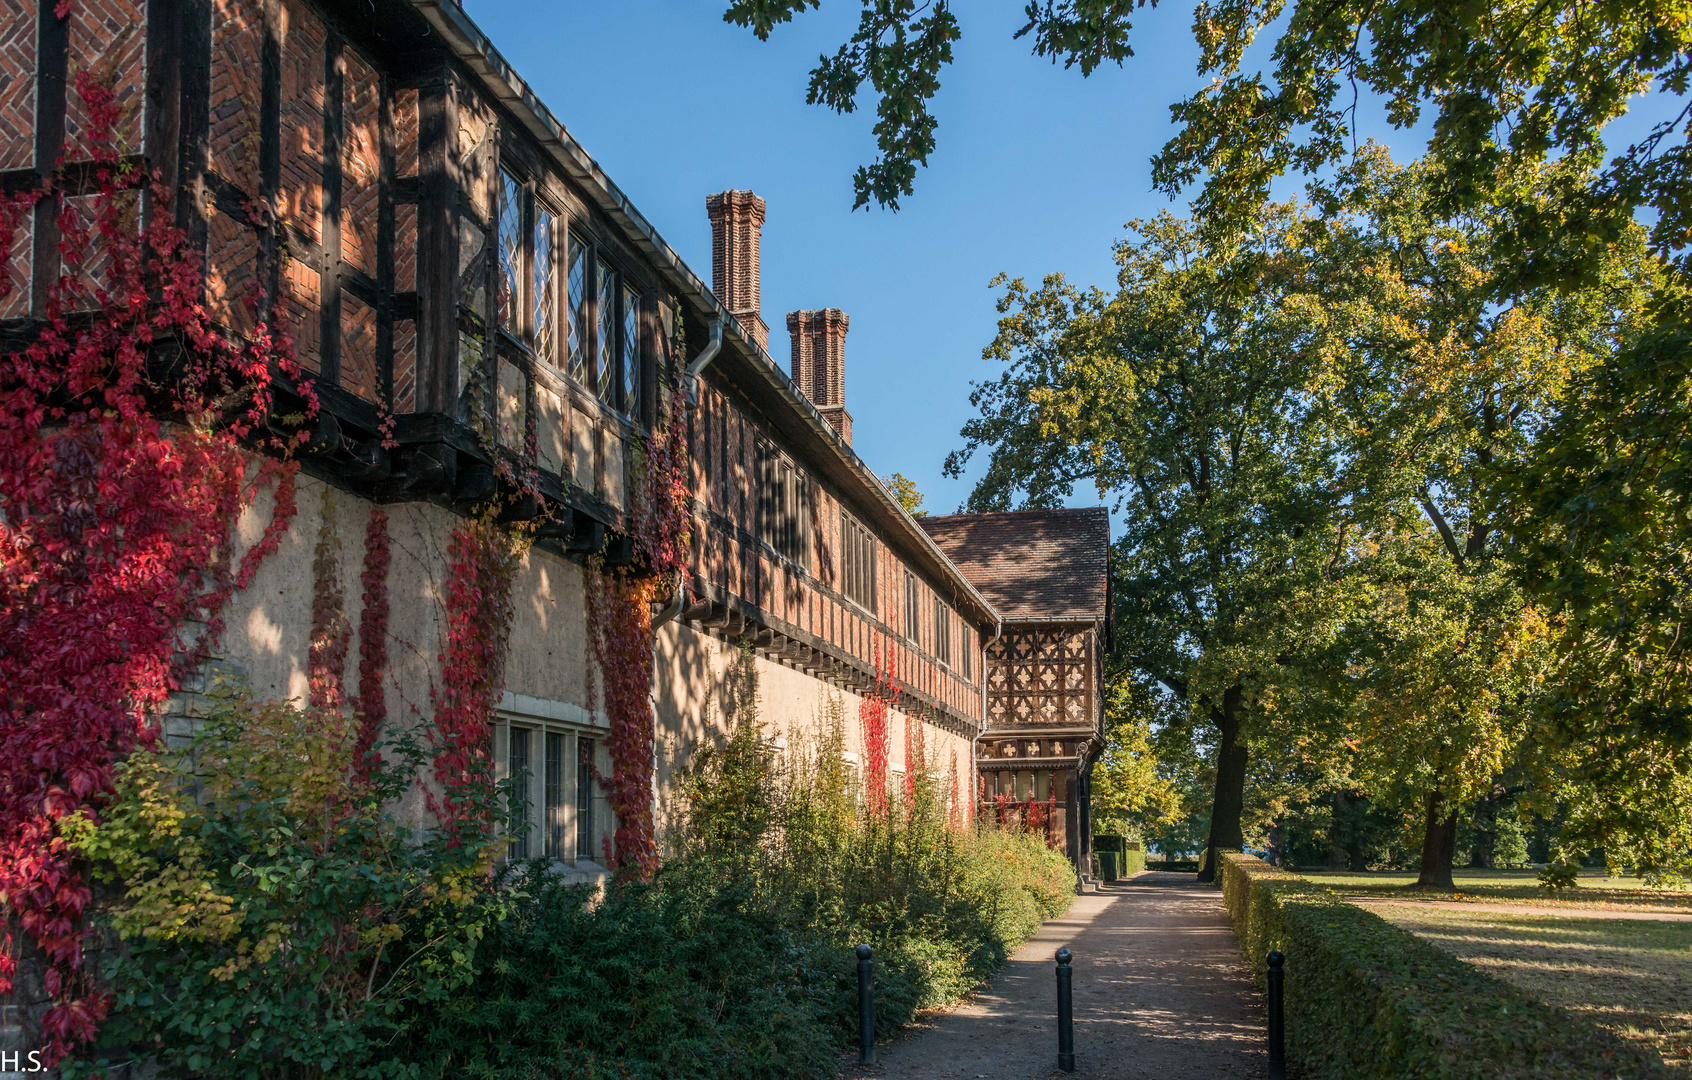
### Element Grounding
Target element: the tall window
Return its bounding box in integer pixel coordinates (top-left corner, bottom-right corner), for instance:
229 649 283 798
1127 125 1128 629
496 170 522 333
506 726 531 859
622 285 641 417
904 572 920 643
933 594 951 665
596 258 616 401
566 236 587 384
533 209 555 363
962 629 972 679
758 442 811 565
841 513 877 612
577 737 595 859
544 731 565 858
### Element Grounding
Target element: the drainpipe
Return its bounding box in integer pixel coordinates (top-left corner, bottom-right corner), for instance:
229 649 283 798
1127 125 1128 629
969 618 1002 824
684 315 724 408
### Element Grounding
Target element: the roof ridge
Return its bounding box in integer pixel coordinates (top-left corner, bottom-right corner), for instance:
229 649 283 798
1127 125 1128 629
920 506 1108 523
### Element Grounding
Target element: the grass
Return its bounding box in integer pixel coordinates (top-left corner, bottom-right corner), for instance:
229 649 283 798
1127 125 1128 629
1295 867 1692 911
1360 904 1692 1074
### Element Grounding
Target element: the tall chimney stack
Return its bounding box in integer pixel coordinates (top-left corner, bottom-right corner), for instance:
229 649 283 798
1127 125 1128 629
787 308 852 445
705 190 768 350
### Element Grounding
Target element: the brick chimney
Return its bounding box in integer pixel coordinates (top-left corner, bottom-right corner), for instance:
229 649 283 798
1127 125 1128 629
705 189 768 350
787 308 852 445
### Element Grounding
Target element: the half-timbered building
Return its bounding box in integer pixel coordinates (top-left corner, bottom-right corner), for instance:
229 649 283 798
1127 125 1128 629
920 509 1113 872
0 0 1109 881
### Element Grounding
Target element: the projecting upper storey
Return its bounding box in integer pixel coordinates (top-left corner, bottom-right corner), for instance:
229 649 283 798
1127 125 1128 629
0 0 1000 725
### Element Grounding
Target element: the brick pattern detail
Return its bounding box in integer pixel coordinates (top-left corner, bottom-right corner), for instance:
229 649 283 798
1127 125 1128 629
278 0 324 241
283 255 320 370
206 207 258 334
394 86 417 178
392 318 416 411
0 0 35 171
341 291 377 402
0 215 29 318
705 189 767 349
209 0 262 188
67 0 144 160
63 192 136 306
788 308 852 444
340 47 379 276
394 201 416 292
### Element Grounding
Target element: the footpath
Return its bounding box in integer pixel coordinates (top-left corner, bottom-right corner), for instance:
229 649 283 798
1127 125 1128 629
845 872 1268 1079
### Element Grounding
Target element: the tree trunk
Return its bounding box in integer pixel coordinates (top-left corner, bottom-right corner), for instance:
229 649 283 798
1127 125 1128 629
1197 685 1247 884
1414 791 1459 890
1327 791 1347 871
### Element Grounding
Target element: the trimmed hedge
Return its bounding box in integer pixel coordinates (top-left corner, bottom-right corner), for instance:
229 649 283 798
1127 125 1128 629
1217 853 1668 1080
1121 846 1146 876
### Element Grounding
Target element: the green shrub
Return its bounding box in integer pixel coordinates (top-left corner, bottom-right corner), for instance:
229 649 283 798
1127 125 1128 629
1121 847 1146 875
1217 853 1668 1079
405 863 837 1080
63 691 503 1080
406 661 1076 1080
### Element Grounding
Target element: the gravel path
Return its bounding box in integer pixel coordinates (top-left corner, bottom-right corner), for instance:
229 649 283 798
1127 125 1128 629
843 872 1268 1079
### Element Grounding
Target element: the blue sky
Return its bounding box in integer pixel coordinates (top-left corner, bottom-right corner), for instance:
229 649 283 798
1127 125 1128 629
467 2 1671 517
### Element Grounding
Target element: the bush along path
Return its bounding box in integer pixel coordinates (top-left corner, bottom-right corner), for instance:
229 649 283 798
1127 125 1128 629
851 872 1269 1079
1218 853 1671 1079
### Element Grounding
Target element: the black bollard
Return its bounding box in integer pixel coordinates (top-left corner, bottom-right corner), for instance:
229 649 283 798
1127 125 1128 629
1267 949 1286 1080
1056 947 1075 1073
857 944 876 1064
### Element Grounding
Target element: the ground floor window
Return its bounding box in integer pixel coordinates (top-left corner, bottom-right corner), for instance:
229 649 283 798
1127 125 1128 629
494 716 609 868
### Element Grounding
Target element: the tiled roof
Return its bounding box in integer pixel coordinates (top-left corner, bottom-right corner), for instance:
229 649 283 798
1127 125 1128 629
918 507 1110 622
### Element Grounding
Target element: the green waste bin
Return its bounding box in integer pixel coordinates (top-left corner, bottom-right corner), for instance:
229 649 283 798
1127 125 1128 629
1100 850 1121 882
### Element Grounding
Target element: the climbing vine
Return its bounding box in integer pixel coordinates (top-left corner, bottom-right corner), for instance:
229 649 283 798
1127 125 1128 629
0 68 308 1060
429 517 523 851
860 637 899 819
352 508 391 782
309 493 352 710
585 322 691 880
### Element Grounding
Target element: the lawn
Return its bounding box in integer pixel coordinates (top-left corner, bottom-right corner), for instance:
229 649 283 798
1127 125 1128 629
1296 867 1692 911
1360 903 1692 1073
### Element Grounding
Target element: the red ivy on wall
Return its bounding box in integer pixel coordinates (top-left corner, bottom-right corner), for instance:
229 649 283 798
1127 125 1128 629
861 637 900 820
0 67 308 1060
309 494 353 710
352 508 390 783
429 518 520 849
586 344 690 881
586 574 659 879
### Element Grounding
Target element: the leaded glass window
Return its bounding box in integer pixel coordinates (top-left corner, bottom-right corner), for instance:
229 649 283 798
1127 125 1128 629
533 208 555 364
577 737 595 859
596 258 616 401
622 285 640 416
496 170 522 332
566 237 586 383
506 726 530 859
544 731 564 859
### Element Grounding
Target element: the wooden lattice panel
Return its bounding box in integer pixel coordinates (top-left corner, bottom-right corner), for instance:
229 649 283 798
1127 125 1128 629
985 629 1092 729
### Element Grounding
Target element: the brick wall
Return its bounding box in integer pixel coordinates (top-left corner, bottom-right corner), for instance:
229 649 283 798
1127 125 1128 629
0 0 35 172
705 189 768 350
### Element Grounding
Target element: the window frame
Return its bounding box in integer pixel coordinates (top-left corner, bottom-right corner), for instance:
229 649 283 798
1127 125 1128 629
903 572 920 644
561 234 646 419
493 717 608 869
933 592 951 667
840 511 878 614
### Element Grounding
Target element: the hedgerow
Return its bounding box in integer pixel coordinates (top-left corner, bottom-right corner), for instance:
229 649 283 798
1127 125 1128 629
1217 852 1668 1079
